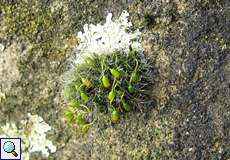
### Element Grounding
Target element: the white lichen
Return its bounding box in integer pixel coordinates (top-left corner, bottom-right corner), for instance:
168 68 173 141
74 10 142 64
0 43 4 52
0 113 56 160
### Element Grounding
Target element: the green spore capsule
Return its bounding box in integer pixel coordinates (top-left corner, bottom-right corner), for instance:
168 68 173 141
81 78 92 88
128 84 135 94
110 68 121 79
108 89 116 102
80 92 89 101
122 102 131 112
102 76 111 88
131 72 138 82
111 110 120 122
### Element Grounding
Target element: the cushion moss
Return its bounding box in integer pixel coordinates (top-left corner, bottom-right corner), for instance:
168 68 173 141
64 50 155 132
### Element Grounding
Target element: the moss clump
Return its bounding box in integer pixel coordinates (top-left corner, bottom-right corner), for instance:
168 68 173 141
64 50 155 132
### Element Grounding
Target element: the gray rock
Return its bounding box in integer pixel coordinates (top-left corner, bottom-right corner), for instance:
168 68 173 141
0 0 229 160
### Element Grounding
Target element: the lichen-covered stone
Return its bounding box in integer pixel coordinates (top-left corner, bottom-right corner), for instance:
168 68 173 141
0 0 229 160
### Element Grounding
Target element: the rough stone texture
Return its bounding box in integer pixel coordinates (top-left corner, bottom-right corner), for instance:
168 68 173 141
0 0 229 160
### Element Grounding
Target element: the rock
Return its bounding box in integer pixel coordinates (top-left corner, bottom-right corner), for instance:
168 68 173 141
0 0 229 160
0 43 4 52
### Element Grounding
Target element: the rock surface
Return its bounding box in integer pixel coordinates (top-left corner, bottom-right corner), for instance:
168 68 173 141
0 0 229 160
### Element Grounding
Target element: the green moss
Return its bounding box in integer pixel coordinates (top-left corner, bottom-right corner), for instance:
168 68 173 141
64 50 155 132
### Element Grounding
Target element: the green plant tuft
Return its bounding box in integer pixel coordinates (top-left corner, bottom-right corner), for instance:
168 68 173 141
64 50 155 132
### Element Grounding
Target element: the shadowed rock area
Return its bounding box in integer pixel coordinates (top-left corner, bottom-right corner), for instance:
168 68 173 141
0 0 229 160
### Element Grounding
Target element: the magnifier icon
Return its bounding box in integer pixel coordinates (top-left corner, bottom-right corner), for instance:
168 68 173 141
3 141 18 157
